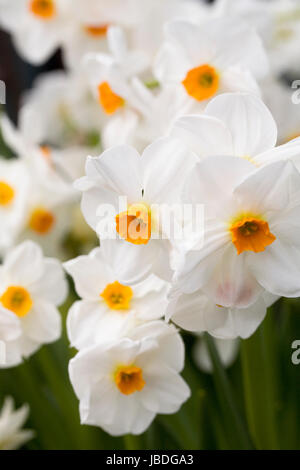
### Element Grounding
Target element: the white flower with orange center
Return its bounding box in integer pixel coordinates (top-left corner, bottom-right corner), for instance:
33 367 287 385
0 159 30 253
62 0 146 68
0 0 71 65
83 26 148 120
0 241 67 367
64 242 168 350
69 320 190 436
175 156 300 307
1 116 76 257
155 18 268 107
171 92 300 169
0 397 34 450
74 137 196 283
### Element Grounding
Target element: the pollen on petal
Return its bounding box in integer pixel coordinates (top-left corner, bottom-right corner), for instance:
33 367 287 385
0 181 15 206
98 82 125 115
29 207 56 235
114 365 145 395
30 0 56 20
182 64 219 101
230 216 276 255
1 286 33 317
116 203 151 245
100 281 133 310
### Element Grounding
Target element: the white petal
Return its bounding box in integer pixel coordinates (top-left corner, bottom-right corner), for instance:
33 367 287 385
171 114 233 157
142 136 195 204
87 146 142 203
248 240 300 297
22 301 61 344
205 93 277 157
168 290 229 333
140 364 190 414
64 248 112 300
0 308 21 341
4 241 44 286
210 296 267 339
183 156 255 211
30 258 67 306
204 245 263 308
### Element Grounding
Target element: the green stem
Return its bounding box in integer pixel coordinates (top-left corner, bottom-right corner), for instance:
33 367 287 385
240 315 279 449
204 333 253 450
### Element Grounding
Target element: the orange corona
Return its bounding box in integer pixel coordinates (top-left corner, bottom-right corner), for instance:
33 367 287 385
30 0 56 20
114 365 145 395
230 216 276 255
182 64 219 101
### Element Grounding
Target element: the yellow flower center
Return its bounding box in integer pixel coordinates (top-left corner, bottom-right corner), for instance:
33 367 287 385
30 0 56 19
1 286 33 317
182 64 219 101
84 24 109 38
97 81 125 115
101 281 133 310
29 207 56 235
114 365 145 395
230 215 276 255
116 203 151 245
0 181 14 206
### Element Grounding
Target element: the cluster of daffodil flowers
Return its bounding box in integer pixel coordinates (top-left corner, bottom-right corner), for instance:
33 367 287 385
1 0 300 444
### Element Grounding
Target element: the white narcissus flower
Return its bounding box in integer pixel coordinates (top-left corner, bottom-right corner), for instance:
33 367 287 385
75 137 196 283
0 241 68 367
155 18 268 108
82 26 149 150
0 158 30 253
64 242 168 350
1 116 76 257
166 286 278 340
171 92 300 170
69 321 190 436
19 71 103 149
62 2 146 69
0 397 34 450
0 0 72 65
176 156 300 305
193 335 240 374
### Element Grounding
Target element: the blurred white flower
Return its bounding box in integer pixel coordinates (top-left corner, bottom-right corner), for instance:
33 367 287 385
214 0 300 74
0 397 34 450
0 241 68 367
0 0 72 65
19 71 103 150
69 320 190 436
0 159 30 253
193 335 240 374
1 116 77 257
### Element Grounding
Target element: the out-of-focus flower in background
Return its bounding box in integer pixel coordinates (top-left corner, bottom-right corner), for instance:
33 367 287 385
0 396 34 450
